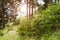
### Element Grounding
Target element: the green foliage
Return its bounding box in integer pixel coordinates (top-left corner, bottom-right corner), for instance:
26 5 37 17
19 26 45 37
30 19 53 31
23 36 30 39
0 3 60 40
17 3 60 39
0 30 3 36
41 3 60 27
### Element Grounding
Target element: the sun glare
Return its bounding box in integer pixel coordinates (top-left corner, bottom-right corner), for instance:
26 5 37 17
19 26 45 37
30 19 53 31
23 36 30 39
16 0 45 19
17 4 26 19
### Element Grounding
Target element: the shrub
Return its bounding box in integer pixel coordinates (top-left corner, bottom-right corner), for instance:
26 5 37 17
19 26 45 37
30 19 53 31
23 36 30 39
17 3 60 38
0 30 3 36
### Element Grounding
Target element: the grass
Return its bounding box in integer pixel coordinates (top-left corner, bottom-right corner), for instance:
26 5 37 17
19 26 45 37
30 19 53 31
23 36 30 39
0 24 60 40
0 29 18 40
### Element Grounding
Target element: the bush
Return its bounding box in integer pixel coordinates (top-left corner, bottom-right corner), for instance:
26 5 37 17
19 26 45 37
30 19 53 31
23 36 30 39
0 30 3 36
17 3 60 38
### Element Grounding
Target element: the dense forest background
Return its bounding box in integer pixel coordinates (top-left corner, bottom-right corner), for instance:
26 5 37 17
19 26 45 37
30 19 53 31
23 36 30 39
0 0 60 40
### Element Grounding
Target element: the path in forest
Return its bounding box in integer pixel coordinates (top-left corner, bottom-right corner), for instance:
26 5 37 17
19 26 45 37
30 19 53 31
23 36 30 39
0 30 18 40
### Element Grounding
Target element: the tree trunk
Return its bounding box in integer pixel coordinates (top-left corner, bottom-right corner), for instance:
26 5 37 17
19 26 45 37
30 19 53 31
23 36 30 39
26 0 29 20
31 0 33 17
55 0 56 3
29 0 30 19
49 0 52 3
1 0 5 29
58 0 59 3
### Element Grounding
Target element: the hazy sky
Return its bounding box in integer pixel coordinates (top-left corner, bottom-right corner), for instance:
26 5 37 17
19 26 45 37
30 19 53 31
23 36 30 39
16 0 45 19
37 0 45 4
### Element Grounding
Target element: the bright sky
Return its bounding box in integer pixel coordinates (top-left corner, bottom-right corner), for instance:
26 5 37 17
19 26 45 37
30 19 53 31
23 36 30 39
17 4 26 19
16 0 45 19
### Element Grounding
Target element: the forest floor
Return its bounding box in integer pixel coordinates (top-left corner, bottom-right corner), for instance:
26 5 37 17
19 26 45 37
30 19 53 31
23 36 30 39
0 25 19 40
0 30 18 40
0 23 60 40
